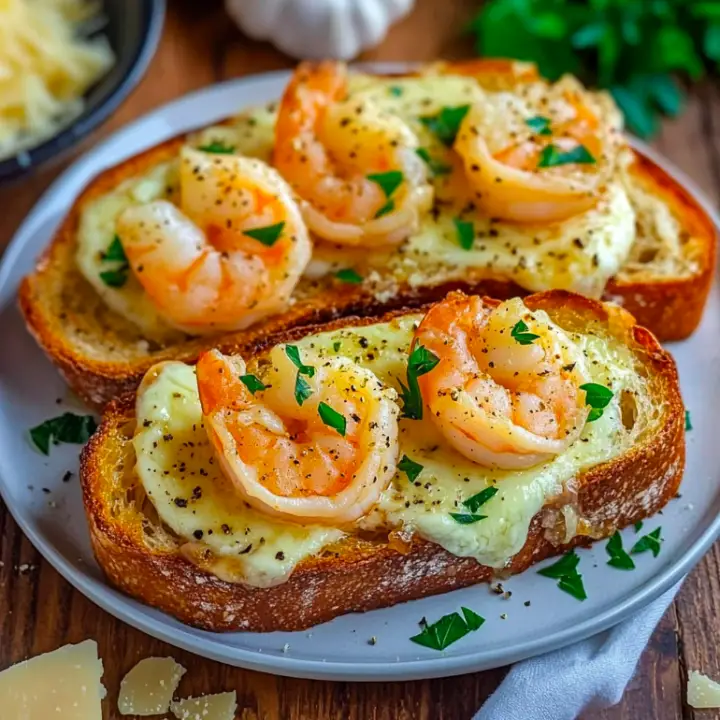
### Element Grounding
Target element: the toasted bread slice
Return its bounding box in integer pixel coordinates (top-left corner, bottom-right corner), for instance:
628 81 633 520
19 64 715 410
79 291 684 632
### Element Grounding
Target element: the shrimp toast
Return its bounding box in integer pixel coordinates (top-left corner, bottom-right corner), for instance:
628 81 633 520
20 61 716 410
80 290 684 632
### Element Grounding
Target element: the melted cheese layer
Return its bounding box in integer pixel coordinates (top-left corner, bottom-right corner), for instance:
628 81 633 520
135 312 646 585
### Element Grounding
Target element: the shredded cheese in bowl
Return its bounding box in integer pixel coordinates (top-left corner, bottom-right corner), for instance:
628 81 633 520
0 0 115 160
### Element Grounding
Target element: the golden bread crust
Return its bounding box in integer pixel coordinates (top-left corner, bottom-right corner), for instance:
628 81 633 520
79 291 685 632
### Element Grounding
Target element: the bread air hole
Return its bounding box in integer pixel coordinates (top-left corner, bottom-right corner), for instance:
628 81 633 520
620 389 638 431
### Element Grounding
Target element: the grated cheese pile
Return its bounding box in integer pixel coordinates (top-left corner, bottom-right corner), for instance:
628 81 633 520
0 0 115 160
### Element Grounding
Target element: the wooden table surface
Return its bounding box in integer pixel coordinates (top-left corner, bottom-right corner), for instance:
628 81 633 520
1 2 718 718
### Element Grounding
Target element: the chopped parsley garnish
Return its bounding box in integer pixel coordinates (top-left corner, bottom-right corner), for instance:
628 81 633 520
388 85 404 97
685 410 692 431
99 235 130 288
631 527 662 557
450 513 486 524
367 170 404 218
103 235 127 262
333 341 342 352
398 344 440 420
525 115 552 135
415 147 452 176
285 345 315 378
398 455 423 482
453 218 475 250
537 143 596 168
243 221 285 247
286 345 315 405
410 606 485 650
239 374 266 394
605 531 635 570
374 199 395 218
318 402 346 436
510 319 540 346
30 413 97 455
580 383 613 422
335 268 363 284
367 170 404 199
463 486 498 513
537 550 587 601
294 374 313 406
419 105 470 147
634 520 643 532
198 140 236 154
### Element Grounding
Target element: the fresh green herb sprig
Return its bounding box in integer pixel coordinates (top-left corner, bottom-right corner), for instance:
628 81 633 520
419 105 471 146
537 550 587 601
99 235 130 288
398 344 440 420
580 382 613 422
240 374 267 394
198 140 236 154
398 455 424 482
410 606 485 650
367 170 404 218
30 413 97 455
510 319 540 345
631 527 662 557
450 486 498 525
244 222 285 247
467 0 720 138
606 531 635 570
685 410 693 431
286 345 315 406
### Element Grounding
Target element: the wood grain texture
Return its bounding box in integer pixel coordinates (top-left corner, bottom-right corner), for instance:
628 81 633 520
0 0 718 718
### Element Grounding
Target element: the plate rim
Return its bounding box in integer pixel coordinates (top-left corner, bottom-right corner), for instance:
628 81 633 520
0 68 718 681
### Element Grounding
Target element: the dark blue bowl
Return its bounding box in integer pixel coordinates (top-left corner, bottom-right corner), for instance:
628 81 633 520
0 0 165 184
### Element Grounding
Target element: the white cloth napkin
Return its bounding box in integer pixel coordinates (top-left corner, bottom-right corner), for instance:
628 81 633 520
474 582 682 720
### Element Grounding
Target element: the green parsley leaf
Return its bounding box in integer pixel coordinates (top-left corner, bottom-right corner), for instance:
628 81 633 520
285 345 315 378
398 455 423 482
463 486 498 513
450 513 487 524
453 218 475 250
335 268 363 284
198 141 236 154
103 235 127 262
420 105 471 147
398 344 440 420
605 530 636 570
558 572 587 601
410 607 484 651
685 410 693 431
525 115 552 135
367 170 404 199
580 383 613 422
333 341 342 352
634 520 644 533
388 85 404 97
415 147 452 176
239 374 266 395
510 319 541 346
294 373 313 406
318 402 346 436
374 198 395 219
30 413 97 455
631 527 662 557
537 550 580 579
538 143 596 168
243 222 285 247
461 607 485 631
99 268 129 287
100 235 130 287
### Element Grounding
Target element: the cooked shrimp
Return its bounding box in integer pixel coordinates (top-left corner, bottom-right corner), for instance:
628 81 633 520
414 292 590 469
116 147 311 334
454 77 623 224
273 61 433 247
196 347 399 523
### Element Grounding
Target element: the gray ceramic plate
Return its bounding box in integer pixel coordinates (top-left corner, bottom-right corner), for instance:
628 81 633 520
0 69 718 681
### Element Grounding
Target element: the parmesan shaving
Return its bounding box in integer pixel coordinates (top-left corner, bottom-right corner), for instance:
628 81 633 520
0 0 115 160
171 692 238 720
688 670 720 709
117 657 186 716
